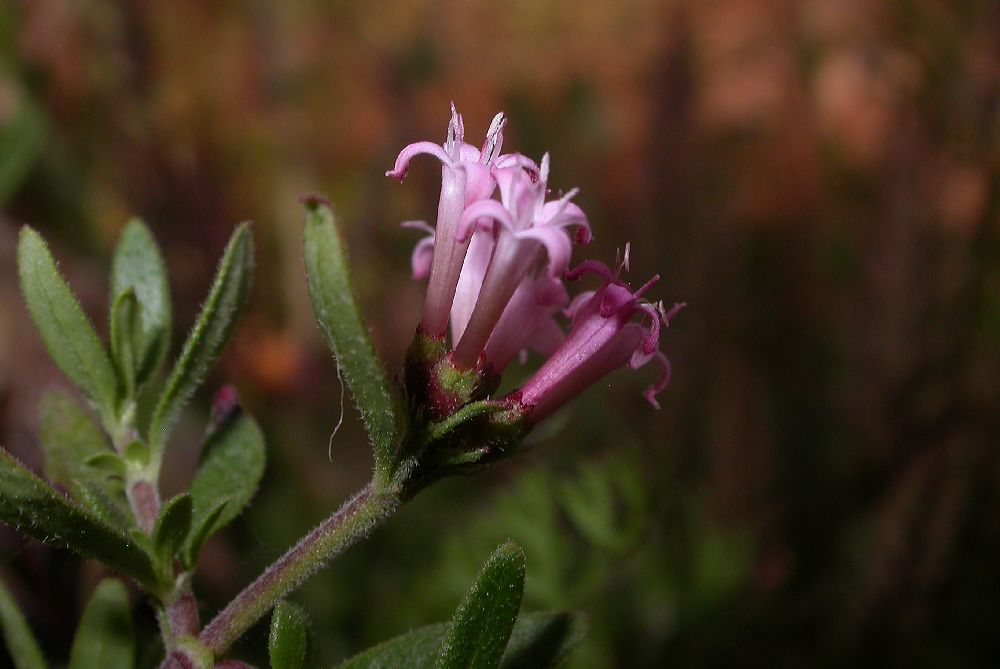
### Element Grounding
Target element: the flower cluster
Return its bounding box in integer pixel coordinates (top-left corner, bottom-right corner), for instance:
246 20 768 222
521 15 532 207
389 104 681 425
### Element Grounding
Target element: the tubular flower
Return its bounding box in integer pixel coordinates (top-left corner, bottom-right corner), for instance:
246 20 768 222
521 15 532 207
387 104 515 336
513 248 684 422
450 153 591 369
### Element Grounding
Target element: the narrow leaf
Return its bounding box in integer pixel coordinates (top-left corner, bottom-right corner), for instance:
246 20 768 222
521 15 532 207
148 223 254 452
77 481 133 532
17 227 118 422
37 389 110 499
152 494 192 563
269 601 309 669
109 289 142 398
84 453 127 478
499 612 586 669
336 612 581 669
437 542 526 669
110 219 172 385
302 199 400 480
0 450 159 590
68 579 134 669
182 408 264 566
0 577 47 669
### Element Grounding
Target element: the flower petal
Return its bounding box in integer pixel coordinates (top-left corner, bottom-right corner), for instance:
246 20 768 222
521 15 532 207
456 199 515 243
385 141 451 180
515 226 573 278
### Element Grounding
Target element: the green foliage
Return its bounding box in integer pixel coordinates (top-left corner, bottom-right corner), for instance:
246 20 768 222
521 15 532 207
17 227 119 425
67 579 134 669
151 494 193 565
37 389 113 500
269 601 309 669
0 578 47 669
0 450 160 591
182 410 265 567
109 288 143 399
148 223 254 454
335 612 584 669
109 219 172 390
302 199 401 483
437 541 526 669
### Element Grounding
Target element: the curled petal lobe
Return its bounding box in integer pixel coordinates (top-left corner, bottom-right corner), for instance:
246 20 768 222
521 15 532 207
386 141 452 181
515 226 573 278
457 199 515 243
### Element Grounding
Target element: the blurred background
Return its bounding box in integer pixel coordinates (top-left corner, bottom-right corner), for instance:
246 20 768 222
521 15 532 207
1 0 999 666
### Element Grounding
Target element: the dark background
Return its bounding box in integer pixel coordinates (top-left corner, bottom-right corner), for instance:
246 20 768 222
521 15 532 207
1 1 999 667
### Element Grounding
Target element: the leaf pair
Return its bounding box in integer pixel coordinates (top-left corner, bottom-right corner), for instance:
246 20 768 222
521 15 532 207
338 542 585 669
0 577 133 669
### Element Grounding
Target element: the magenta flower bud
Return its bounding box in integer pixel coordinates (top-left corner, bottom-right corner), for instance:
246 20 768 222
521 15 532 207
387 103 511 336
515 249 683 421
450 153 591 369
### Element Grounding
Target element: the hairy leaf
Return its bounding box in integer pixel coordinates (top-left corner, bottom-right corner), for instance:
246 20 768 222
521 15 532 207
182 410 265 567
37 389 110 499
437 542 526 669
336 612 582 669
68 579 134 669
302 199 400 481
0 577 47 669
110 219 172 386
148 223 253 452
152 494 192 564
18 227 119 423
269 601 309 669
0 450 159 590
109 289 143 398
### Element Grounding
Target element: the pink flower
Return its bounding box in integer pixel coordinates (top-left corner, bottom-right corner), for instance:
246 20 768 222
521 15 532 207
450 153 591 368
514 248 683 421
387 103 511 336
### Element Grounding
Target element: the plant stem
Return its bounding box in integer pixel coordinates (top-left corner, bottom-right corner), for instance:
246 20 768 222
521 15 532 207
199 481 399 655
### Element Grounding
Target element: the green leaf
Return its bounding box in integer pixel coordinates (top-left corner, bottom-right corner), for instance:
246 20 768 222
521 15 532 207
77 481 134 532
68 579 134 669
17 227 119 423
182 410 265 567
110 219 172 387
109 288 143 398
0 94 46 206
0 577 47 669
302 199 400 482
269 601 309 669
37 389 110 499
0 450 159 590
148 223 254 453
437 541 526 669
151 494 192 563
84 453 127 478
336 613 581 669
498 612 586 669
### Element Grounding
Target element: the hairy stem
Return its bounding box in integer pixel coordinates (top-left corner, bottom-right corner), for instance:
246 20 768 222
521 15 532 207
199 481 399 655
125 478 161 533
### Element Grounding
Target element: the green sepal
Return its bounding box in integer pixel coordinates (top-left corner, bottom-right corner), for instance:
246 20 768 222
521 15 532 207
269 600 309 669
302 198 401 483
0 450 160 591
110 219 172 388
152 493 193 565
0 576 48 669
67 579 134 669
148 223 254 454
17 227 118 425
181 410 265 567
437 541 526 669
37 389 111 500
109 288 143 399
